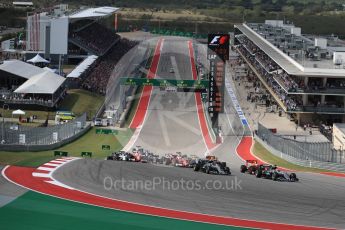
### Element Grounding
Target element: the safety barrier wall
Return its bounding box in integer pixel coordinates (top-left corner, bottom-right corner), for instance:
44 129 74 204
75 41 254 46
257 123 345 164
106 41 151 124
0 113 90 151
256 136 345 172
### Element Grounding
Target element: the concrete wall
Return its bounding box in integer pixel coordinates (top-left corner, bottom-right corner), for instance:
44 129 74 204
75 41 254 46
0 124 91 152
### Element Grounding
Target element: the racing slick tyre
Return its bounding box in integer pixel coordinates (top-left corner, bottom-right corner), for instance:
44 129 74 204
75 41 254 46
165 159 171 165
194 164 200 171
290 173 298 181
255 169 262 178
248 166 256 174
273 172 279 181
226 167 231 175
206 167 210 174
240 165 247 173
221 162 227 168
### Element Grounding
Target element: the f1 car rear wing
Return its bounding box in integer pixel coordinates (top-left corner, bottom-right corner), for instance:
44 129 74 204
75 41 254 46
206 155 217 160
245 160 258 166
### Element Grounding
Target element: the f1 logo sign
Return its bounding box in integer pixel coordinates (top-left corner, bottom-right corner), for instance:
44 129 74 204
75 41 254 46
209 35 229 46
208 33 230 61
210 36 221 45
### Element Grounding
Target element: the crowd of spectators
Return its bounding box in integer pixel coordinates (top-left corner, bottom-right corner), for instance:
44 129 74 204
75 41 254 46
236 36 303 111
236 35 258 55
273 71 300 92
235 34 345 95
255 52 279 73
307 78 324 91
81 39 137 95
70 22 120 56
236 35 304 93
325 79 345 89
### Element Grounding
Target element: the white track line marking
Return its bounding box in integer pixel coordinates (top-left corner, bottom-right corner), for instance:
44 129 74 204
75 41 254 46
49 160 65 164
44 163 61 167
32 172 50 178
46 180 75 190
37 167 55 172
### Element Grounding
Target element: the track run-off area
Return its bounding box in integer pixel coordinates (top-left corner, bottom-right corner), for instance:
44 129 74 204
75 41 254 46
2 37 345 230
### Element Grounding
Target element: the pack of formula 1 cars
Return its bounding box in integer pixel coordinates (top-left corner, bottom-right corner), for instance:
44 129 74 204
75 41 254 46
240 160 298 182
106 146 160 163
159 152 196 167
106 147 298 181
106 148 232 175
159 153 231 175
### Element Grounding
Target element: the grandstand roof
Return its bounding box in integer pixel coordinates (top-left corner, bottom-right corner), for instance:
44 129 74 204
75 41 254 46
13 2 33 6
0 60 65 94
14 71 65 94
0 60 44 79
235 23 345 78
69 7 119 19
67 55 98 78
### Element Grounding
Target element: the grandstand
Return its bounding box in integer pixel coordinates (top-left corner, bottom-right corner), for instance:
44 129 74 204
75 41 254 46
80 38 137 95
234 21 345 124
0 4 138 117
26 5 120 62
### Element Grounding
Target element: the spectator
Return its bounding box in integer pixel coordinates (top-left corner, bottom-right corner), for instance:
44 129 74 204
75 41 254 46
81 39 137 95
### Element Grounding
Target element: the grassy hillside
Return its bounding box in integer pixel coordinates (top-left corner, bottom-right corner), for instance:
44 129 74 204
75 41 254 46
0 127 133 167
2 0 345 36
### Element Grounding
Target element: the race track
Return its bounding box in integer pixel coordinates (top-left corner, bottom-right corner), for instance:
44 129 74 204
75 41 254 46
53 37 345 229
54 159 345 228
131 37 209 156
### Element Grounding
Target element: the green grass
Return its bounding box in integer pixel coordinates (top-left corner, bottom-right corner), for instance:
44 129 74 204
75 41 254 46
0 191 250 230
0 127 133 167
252 140 330 173
0 89 104 121
59 89 104 118
0 109 54 121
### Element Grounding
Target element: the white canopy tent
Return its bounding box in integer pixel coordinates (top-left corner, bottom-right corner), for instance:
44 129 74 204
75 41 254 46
27 54 50 64
12 109 25 115
0 60 66 94
0 60 44 79
14 71 65 94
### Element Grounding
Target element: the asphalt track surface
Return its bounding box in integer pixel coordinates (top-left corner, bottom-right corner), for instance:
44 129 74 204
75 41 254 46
52 38 345 228
0 166 27 207
131 37 209 156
